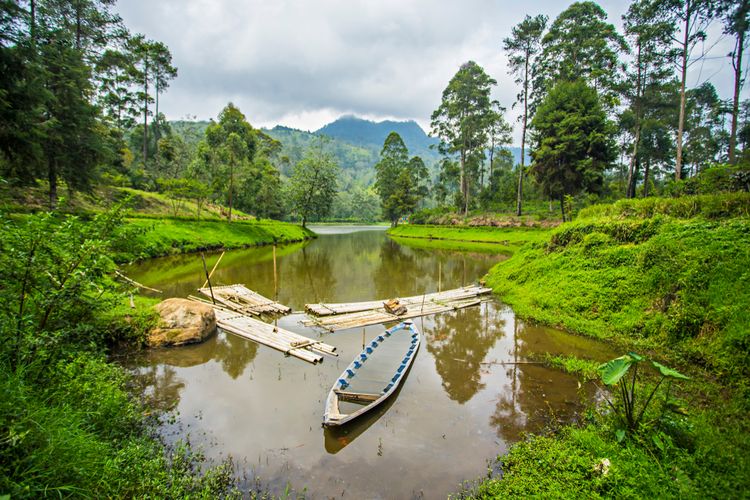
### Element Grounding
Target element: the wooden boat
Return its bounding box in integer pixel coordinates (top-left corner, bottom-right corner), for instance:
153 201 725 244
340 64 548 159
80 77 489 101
323 320 420 426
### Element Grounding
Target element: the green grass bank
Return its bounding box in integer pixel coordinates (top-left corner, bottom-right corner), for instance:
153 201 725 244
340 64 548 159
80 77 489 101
467 194 750 498
116 217 315 262
387 224 550 254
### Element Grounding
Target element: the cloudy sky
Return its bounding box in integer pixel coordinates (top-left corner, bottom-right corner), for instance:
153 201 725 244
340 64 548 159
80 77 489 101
118 0 745 144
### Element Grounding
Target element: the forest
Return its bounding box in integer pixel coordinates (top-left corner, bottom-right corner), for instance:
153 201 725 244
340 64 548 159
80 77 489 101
1 1 748 226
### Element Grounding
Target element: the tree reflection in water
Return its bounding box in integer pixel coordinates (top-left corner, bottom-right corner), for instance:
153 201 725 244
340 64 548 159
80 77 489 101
424 303 505 403
488 316 594 442
127 330 260 411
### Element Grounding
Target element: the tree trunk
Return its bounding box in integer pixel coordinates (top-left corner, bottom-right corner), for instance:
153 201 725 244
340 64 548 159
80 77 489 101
75 1 82 50
460 151 468 216
48 159 57 209
626 126 640 198
155 73 160 157
627 42 643 199
143 63 148 168
227 164 233 222
516 55 530 217
559 194 566 223
487 135 494 189
302 215 306 228
643 159 651 197
729 28 745 164
675 4 690 181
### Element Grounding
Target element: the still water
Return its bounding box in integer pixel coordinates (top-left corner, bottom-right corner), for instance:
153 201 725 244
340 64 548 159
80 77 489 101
123 226 614 498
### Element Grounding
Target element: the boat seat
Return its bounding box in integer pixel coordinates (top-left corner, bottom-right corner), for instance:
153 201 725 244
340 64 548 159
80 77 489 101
334 389 381 403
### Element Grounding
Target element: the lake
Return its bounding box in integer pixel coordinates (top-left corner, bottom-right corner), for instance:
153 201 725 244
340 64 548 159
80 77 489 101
122 225 614 498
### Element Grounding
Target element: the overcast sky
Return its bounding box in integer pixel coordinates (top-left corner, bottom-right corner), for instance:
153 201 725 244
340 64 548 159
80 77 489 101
117 0 746 144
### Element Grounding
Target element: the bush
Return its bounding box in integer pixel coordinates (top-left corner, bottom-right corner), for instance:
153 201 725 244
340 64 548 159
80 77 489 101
578 193 750 220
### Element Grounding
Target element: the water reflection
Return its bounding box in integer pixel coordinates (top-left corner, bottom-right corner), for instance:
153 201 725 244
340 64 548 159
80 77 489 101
127 331 260 406
425 304 506 403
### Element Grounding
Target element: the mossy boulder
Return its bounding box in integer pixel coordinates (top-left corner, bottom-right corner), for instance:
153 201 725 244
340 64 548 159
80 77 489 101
148 298 216 347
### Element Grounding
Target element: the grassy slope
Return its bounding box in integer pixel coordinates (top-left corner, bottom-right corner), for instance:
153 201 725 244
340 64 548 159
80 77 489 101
387 224 550 254
471 195 750 498
485 203 750 376
0 183 256 220
0 184 315 263
116 218 314 263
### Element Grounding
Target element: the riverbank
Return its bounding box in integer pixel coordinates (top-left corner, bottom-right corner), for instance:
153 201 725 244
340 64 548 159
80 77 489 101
387 224 550 254
443 195 750 497
0 208 242 497
115 217 315 262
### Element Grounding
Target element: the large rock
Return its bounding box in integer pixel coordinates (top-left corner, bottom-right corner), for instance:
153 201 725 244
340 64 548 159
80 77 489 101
148 298 217 347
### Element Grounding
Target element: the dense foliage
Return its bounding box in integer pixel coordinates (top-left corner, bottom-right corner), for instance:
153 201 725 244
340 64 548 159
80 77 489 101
0 208 240 496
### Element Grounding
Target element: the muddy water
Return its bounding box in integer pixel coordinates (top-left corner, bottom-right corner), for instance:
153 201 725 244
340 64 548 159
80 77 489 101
123 226 615 499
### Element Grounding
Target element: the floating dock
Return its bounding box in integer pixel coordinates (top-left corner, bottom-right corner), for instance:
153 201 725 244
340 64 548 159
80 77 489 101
188 294 335 364
303 285 492 332
199 284 291 316
213 308 337 364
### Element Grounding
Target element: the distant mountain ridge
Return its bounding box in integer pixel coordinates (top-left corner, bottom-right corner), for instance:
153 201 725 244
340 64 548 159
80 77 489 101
315 115 439 157
170 115 528 185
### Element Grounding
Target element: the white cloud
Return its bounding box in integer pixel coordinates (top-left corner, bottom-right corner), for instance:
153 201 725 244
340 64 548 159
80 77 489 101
117 0 745 143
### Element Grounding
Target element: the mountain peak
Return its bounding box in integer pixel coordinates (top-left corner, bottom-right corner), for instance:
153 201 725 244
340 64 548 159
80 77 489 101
315 115 436 154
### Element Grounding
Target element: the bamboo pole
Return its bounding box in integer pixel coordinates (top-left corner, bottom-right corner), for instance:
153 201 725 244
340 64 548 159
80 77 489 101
273 245 278 300
201 253 216 304
114 270 163 293
202 251 225 289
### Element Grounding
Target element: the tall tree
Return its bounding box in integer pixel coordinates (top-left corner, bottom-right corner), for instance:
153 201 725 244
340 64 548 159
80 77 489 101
534 2 628 108
407 155 430 207
374 132 428 224
431 61 496 215
530 80 615 221
39 28 107 206
502 14 547 215
287 147 339 227
683 82 724 173
658 0 717 179
623 0 676 197
484 103 514 205
130 36 175 167
375 132 409 225
148 41 177 155
721 0 750 164
95 48 139 130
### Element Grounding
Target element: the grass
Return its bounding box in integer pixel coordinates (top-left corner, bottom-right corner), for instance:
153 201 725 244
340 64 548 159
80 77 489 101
388 235 516 255
387 224 550 254
0 182 256 220
484 215 750 378
114 217 314 263
468 194 750 498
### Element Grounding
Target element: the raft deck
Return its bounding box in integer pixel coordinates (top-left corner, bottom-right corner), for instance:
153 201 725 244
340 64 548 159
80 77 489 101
304 285 491 332
199 284 291 316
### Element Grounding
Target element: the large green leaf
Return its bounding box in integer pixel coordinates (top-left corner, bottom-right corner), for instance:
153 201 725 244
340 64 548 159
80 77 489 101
651 361 690 380
598 355 635 385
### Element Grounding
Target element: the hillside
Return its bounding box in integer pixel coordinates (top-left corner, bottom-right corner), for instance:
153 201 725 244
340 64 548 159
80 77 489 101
170 115 528 191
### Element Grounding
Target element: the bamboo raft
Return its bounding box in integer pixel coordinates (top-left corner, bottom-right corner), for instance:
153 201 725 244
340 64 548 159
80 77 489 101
198 284 291 316
213 308 337 364
303 285 492 332
305 285 491 316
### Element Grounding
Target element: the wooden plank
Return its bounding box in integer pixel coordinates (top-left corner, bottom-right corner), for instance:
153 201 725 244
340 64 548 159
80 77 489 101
334 390 381 403
210 308 336 364
198 284 291 316
304 297 483 331
305 285 491 316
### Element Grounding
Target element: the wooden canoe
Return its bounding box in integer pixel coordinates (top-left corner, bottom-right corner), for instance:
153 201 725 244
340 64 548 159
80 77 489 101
323 320 420 427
